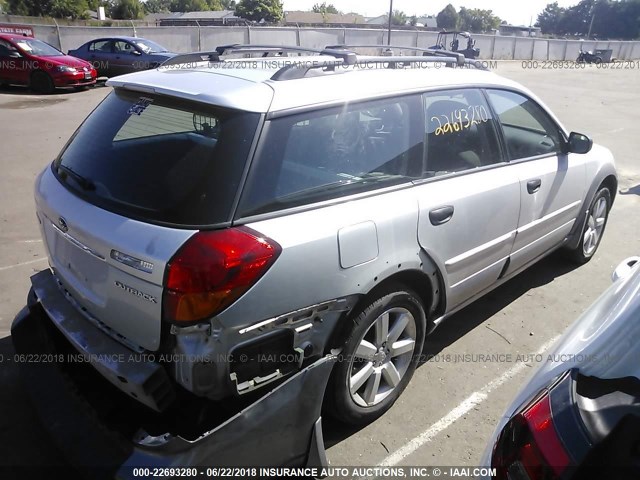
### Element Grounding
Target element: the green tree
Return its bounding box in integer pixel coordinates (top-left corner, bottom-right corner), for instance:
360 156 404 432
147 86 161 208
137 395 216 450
312 2 338 14
144 0 172 13
170 0 208 11
7 0 89 18
458 7 501 33
436 4 459 30
235 0 282 22
391 9 407 25
111 0 142 18
536 2 565 34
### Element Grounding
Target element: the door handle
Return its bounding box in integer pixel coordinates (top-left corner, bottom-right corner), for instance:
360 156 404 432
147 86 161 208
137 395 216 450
527 179 542 194
429 205 454 226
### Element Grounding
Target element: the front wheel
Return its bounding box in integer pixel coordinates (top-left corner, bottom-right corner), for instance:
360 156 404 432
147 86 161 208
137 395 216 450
327 286 426 425
565 187 611 264
30 71 54 94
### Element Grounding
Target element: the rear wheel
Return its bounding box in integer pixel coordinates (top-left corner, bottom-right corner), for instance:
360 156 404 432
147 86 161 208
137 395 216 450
594 56 603 65
565 187 611 264
327 286 426 425
30 71 54 94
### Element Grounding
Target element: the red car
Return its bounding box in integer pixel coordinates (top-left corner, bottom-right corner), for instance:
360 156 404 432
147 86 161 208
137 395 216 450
0 34 97 93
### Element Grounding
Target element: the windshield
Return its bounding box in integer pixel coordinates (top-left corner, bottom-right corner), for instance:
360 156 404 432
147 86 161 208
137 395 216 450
54 89 260 227
14 38 62 56
133 39 168 54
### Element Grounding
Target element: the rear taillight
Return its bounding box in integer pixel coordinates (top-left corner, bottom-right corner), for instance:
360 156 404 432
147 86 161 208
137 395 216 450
163 226 281 324
492 392 571 480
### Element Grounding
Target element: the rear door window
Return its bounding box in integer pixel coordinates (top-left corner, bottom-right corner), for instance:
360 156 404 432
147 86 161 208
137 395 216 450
89 40 112 53
423 89 503 176
238 95 424 216
53 89 260 226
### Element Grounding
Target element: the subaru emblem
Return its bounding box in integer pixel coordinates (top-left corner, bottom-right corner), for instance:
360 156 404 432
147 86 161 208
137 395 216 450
58 217 68 233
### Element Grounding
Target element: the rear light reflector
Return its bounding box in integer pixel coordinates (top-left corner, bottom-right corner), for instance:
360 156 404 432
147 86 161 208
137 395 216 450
163 226 281 324
523 394 570 476
493 391 572 480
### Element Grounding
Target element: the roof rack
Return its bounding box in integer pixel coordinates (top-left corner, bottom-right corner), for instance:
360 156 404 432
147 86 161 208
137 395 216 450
270 55 466 81
159 43 486 79
161 44 357 68
326 44 487 70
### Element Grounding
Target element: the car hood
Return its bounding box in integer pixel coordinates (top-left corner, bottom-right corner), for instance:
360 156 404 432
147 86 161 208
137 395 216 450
479 260 640 470
37 54 93 69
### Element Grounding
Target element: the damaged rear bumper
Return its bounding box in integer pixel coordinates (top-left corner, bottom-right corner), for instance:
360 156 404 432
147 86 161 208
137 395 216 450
11 274 335 478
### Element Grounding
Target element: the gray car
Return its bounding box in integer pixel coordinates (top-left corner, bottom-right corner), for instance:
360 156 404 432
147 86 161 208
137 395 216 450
480 256 640 479
15 45 617 429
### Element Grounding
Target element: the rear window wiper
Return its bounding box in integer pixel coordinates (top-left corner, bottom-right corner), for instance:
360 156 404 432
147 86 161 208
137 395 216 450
57 164 96 191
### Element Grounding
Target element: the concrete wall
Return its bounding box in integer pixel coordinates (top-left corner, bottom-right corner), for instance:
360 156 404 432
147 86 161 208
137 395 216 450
30 24 640 60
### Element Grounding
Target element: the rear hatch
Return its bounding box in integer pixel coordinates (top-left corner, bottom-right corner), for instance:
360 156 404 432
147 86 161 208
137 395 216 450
35 88 261 351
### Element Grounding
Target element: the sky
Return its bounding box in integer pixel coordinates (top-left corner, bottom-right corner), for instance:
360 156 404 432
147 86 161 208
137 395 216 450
282 0 579 27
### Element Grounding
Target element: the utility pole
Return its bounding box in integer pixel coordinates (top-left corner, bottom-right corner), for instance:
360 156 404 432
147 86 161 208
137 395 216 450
387 0 393 45
587 14 595 39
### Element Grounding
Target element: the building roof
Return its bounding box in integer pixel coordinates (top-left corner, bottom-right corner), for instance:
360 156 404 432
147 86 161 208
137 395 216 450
499 24 542 31
284 11 364 25
146 10 240 24
143 12 182 23
365 15 388 25
179 10 238 19
416 16 438 28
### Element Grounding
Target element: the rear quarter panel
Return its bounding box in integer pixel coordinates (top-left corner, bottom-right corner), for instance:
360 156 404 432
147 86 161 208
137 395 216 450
219 188 423 330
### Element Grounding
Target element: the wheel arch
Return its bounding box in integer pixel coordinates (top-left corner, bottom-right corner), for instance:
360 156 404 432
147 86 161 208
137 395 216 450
325 257 445 353
565 169 617 251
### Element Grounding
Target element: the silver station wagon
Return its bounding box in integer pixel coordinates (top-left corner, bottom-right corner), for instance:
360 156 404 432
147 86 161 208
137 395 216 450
15 45 616 432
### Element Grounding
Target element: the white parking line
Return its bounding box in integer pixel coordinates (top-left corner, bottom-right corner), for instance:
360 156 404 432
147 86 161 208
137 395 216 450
377 335 561 467
0 258 46 272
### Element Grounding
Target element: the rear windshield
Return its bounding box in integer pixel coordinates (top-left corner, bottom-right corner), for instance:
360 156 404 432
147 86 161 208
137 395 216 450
53 89 260 226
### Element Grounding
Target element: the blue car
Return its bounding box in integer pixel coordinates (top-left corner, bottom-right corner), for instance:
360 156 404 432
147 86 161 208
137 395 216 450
68 36 175 77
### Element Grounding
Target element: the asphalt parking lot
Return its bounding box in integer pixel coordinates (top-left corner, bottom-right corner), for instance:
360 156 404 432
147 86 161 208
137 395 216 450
0 62 639 477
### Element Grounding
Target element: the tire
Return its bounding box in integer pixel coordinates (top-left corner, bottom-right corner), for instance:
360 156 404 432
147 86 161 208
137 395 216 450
565 187 611 264
30 71 54 94
594 56 603 65
326 285 426 425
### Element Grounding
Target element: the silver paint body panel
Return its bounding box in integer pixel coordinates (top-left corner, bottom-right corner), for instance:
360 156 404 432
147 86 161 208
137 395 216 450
35 60 616 401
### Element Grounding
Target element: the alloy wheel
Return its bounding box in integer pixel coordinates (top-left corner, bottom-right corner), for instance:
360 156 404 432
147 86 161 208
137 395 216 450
348 307 417 407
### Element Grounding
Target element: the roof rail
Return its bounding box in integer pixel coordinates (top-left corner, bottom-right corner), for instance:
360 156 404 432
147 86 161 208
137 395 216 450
161 51 222 67
214 44 357 64
325 44 487 70
270 55 465 81
161 44 357 68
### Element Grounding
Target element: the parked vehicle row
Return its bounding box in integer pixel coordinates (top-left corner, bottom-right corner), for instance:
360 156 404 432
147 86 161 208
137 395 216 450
0 33 174 93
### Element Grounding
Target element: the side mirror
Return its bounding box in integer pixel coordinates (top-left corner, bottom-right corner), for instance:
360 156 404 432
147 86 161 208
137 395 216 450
131 50 142 56
9 51 21 58
612 257 640 282
566 132 593 154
